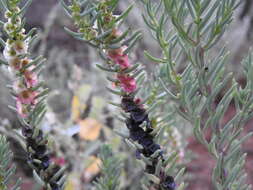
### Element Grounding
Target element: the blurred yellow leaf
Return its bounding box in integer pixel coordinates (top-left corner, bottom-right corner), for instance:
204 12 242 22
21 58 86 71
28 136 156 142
64 179 74 190
71 95 80 121
71 95 86 122
79 118 102 140
83 156 102 181
64 174 81 190
71 84 93 122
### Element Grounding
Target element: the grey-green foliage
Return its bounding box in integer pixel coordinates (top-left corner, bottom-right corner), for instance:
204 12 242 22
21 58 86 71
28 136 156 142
94 145 122 190
142 0 253 189
0 135 21 190
62 0 186 189
0 1 67 189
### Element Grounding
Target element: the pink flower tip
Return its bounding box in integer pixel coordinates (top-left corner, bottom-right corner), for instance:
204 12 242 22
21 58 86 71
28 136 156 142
24 70 38 88
17 90 37 105
51 157 66 166
16 100 28 118
108 49 131 69
115 54 130 69
117 74 137 93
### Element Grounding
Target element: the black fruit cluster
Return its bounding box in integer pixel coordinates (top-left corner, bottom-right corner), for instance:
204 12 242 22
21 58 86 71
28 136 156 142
161 175 177 190
121 96 160 158
22 126 63 190
121 96 176 190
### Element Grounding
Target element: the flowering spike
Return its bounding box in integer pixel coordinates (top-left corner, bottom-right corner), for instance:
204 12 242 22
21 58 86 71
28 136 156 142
63 0 177 189
1 1 66 189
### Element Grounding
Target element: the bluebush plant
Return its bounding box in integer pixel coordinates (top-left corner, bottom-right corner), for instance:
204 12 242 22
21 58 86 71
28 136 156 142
94 144 122 190
142 0 253 189
0 0 253 190
61 0 186 189
61 0 253 189
0 0 66 189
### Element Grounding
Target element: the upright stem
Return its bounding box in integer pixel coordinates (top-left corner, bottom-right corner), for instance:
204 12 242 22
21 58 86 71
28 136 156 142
1 1 66 189
64 0 179 189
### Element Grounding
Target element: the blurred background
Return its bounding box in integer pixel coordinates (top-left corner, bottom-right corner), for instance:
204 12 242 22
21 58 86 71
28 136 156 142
1 0 253 190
